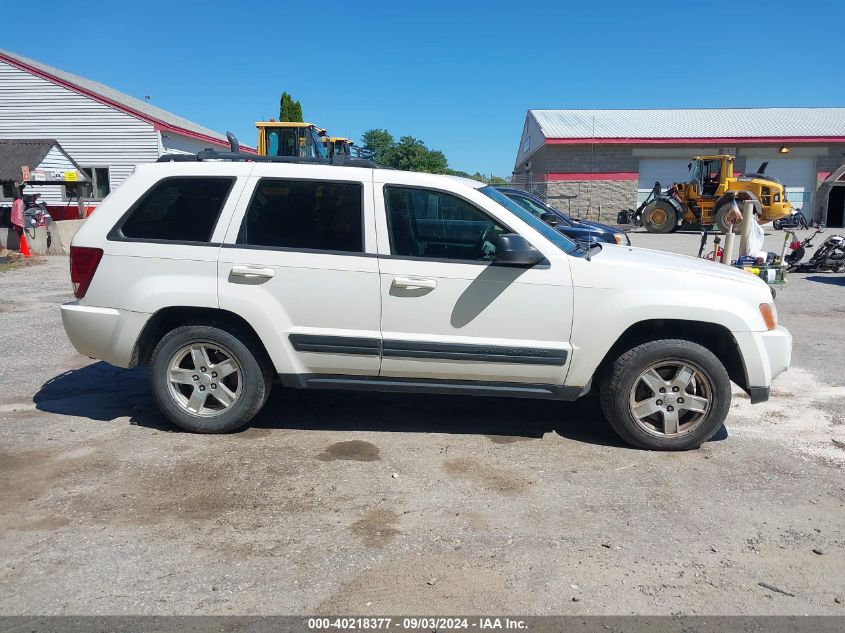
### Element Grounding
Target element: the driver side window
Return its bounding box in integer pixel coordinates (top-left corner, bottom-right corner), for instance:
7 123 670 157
385 186 506 261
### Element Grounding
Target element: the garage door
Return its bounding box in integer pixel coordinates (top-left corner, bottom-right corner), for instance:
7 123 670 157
637 159 691 204
743 157 814 218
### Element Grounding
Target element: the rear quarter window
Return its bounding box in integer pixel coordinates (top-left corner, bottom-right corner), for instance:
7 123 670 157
113 177 235 243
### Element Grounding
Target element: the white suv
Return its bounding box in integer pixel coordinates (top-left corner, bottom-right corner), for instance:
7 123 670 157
61 150 792 450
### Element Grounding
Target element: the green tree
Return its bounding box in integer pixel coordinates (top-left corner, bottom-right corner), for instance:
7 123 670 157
279 92 304 122
382 136 449 174
361 129 395 164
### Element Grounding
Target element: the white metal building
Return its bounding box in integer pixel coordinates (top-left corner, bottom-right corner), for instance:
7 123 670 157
514 109 845 226
0 49 250 217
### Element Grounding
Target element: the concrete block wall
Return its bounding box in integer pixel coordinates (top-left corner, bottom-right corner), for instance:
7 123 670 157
540 180 637 221
0 219 83 255
521 145 638 219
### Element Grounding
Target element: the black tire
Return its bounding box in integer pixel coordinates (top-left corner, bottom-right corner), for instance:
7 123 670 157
641 200 677 234
150 324 271 433
714 203 741 234
599 339 731 450
772 219 782 230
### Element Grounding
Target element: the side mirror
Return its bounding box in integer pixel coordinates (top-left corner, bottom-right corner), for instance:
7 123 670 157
540 212 559 226
494 234 545 266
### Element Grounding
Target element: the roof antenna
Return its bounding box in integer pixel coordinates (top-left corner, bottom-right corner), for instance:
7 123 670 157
226 131 239 153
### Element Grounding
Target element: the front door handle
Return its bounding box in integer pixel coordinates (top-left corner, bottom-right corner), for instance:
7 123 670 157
230 265 275 280
392 276 437 290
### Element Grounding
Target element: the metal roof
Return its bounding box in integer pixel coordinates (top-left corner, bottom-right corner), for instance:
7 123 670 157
530 108 845 140
0 49 233 147
0 139 89 183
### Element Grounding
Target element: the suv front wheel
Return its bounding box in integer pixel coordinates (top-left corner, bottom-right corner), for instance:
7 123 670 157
600 339 731 450
150 325 271 433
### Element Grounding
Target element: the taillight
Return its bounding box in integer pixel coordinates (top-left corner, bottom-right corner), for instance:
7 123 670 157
69 246 103 299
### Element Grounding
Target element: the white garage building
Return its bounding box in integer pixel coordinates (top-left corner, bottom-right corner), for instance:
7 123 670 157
0 48 251 219
513 109 845 227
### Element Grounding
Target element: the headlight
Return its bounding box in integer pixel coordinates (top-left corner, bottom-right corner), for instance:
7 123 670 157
613 233 624 244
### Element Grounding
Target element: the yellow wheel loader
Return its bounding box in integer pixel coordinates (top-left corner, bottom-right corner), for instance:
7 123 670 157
620 155 793 234
256 121 328 159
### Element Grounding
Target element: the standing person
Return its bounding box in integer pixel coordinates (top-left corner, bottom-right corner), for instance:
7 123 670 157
10 187 24 250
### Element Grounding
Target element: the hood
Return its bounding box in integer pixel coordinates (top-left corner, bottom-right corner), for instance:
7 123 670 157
573 243 770 292
568 218 617 233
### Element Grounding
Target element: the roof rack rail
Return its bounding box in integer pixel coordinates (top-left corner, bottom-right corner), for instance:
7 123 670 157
157 131 380 169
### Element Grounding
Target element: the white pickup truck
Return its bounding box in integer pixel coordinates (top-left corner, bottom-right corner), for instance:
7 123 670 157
61 152 791 450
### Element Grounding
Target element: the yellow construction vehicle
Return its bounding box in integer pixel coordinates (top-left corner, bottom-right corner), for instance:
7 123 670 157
622 155 793 234
256 121 328 159
323 136 355 158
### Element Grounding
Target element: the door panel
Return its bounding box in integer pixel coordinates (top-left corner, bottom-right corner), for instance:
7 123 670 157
378 258 571 384
218 252 381 376
374 179 573 386
219 170 381 377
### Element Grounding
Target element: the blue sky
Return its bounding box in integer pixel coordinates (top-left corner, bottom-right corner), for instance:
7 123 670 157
4 0 842 175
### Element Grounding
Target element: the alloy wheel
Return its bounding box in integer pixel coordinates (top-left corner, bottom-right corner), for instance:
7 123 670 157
628 359 712 437
167 342 242 417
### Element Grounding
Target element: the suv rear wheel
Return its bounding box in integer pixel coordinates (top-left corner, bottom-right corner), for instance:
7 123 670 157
150 325 271 433
599 339 730 450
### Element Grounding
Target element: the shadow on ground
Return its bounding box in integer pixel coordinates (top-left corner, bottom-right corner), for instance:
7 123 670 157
33 361 726 447
804 274 845 286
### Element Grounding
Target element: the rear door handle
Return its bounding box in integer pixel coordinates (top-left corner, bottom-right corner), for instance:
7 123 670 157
392 276 437 290
230 265 275 280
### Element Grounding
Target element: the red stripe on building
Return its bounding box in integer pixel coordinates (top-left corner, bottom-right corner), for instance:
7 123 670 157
546 172 638 181
545 136 845 146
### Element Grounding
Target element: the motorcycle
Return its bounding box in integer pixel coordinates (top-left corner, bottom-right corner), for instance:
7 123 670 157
22 194 54 249
785 227 845 272
23 197 52 229
773 210 809 231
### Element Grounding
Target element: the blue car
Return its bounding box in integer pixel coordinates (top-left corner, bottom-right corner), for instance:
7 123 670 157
496 187 630 246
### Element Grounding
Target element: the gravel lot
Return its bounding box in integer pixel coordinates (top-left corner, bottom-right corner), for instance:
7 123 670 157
1 229 844 616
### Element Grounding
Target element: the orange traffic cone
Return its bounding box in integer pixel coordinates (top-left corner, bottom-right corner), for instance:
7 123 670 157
19 231 32 258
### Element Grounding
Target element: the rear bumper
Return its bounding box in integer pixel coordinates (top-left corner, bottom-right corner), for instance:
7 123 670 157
734 326 792 401
61 302 150 368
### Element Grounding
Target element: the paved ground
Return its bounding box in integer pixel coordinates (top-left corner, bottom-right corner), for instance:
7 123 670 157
1 230 844 616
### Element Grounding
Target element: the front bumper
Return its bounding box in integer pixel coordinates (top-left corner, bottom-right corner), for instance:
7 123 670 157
61 302 151 368
734 326 792 402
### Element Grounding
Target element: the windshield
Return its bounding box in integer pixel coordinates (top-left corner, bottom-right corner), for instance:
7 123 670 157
479 186 581 256
503 191 571 226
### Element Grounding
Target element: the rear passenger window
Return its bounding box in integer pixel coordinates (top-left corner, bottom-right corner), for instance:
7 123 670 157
118 177 234 242
237 179 363 253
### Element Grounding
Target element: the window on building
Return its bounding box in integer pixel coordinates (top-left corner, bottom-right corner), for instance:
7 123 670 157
384 186 506 261
237 179 363 253
116 177 234 243
1 183 13 200
64 167 111 201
